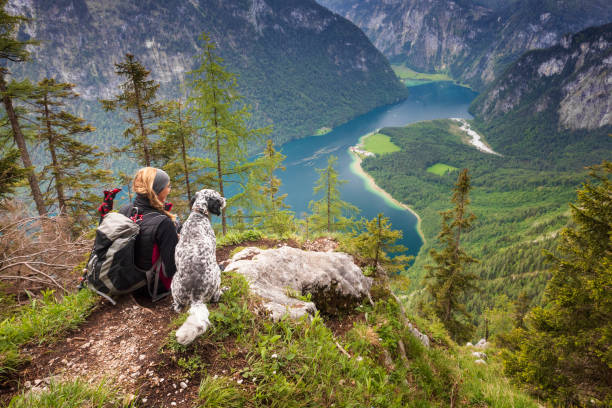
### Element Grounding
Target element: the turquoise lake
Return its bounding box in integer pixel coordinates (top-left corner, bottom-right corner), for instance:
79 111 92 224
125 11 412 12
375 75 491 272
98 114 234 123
277 82 477 257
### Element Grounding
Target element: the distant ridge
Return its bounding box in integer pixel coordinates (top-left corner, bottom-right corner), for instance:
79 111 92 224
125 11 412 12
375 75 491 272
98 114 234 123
7 0 407 145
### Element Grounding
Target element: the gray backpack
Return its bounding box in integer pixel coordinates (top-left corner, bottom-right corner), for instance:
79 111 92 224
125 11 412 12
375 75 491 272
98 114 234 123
84 211 169 304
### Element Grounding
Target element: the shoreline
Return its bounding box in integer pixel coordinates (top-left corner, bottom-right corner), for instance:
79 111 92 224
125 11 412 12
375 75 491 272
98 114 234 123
348 149 426 244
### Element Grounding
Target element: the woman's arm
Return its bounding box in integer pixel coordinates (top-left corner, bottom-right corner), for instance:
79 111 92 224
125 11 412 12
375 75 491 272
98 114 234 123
156 218 179 278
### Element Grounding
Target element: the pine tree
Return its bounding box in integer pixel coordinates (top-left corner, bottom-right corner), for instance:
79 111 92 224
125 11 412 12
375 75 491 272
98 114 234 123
187 33 270 235
31 78 112 231
100 53 164 167
502 161 612 406
157 99 199 216
352 213 413 275
424 168 478 342
308 155 358 233
0 1 45 215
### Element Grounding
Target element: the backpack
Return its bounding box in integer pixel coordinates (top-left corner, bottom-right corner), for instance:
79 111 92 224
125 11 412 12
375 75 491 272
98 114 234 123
83 209 170 305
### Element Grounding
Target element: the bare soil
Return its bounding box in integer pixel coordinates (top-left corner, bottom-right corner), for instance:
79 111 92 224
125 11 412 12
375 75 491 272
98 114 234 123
0 237 352 407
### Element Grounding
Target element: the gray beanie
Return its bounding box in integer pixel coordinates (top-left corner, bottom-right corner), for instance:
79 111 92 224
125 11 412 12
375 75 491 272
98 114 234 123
152 169 170 194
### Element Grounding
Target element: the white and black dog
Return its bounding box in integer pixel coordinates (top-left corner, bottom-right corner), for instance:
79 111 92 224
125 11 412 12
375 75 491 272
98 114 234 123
172 189 226 345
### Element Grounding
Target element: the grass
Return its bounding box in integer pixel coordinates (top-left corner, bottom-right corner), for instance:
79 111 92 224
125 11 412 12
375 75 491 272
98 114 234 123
362 133 401 155
198 375 246 408
457 346 541 407
391 64 452 86
0 289 98 379
8 378 134 408
426 163 458 176
216 230 264 247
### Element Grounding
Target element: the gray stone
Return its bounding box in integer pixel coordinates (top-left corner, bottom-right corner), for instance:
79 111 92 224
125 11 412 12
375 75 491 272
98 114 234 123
474 359 487 365
475 338 488 349
225 246 372 320
472 351 487 360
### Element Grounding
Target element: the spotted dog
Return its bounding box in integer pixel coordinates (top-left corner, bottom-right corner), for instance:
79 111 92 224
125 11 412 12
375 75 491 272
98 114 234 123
172 189 226 345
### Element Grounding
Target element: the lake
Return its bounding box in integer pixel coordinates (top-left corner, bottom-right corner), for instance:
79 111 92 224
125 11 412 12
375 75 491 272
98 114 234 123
278 82 478 257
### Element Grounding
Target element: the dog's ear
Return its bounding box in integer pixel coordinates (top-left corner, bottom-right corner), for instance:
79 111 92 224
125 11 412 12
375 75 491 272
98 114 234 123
191 191 208 214
206 196 225 216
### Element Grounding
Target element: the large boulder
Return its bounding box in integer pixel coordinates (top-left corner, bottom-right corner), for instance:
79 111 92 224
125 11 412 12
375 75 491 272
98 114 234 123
224 246 372 320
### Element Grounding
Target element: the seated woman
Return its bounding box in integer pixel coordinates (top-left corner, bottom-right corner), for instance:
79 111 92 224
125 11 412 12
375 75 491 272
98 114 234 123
118 167 179 300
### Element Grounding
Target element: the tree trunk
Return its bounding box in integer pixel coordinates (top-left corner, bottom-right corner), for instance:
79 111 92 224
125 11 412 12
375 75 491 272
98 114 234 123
133 78 151 167
43 94 67 214
374 213 381 269
178 104 192 202
327 169 331 232
212 102 225 235
0 72 46 215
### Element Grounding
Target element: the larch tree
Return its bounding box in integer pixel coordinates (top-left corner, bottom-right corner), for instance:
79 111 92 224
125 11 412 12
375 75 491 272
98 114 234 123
187 33 269 235
502 161 612 406
0 1 45 215
424 168 478 342
308 155 358 233
0 135 26 201
352 213 412 276
31 78 113 231
157 99 200 217
254 139 294 234
100 53 164 167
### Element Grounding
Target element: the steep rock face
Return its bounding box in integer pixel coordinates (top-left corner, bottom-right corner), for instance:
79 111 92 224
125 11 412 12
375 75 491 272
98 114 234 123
468 23 612 161
472 23 612 131
224 246 372 320
7 0 407 144
318 0 612 90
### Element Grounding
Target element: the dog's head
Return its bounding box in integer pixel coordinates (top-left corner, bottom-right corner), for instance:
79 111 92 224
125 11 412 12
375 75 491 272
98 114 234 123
190 189 226 217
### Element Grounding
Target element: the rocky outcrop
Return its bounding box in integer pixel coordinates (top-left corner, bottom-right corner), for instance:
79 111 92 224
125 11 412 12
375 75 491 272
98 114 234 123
224 246 372 320
7 0 406 144
471 23 612 131
318 0 612 90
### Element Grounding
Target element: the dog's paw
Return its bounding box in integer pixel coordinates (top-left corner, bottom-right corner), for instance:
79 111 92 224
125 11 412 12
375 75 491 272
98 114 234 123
176 320 209 345
175 303 211 345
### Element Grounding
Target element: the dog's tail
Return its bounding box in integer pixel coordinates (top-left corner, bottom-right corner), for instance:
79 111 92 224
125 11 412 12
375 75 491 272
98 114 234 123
175 302 211 345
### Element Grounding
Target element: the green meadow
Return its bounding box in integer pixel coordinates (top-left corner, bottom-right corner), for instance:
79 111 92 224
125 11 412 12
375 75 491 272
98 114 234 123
427 163 458 176
362 133 401 155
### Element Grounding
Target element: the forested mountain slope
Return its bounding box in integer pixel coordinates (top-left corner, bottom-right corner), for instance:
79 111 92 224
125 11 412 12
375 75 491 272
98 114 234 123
317 0 612 90
7 0 407 145
470 23 612 162
359 119 591 337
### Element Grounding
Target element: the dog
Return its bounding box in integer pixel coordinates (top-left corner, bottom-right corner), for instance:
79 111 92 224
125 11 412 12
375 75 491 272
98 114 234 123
172 189 226 345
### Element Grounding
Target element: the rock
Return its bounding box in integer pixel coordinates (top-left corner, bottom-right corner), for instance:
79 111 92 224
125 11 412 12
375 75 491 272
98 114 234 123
408 322 430 348
225 247 372 320
474 359 487 365
34 379 42 386
475 338 488 349
179 381 187 389
466 342 474 347
472 351 487 360
139 354 146 361
24 381 31 388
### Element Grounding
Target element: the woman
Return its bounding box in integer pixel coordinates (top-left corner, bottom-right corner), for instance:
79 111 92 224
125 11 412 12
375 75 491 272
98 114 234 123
119 167 179 299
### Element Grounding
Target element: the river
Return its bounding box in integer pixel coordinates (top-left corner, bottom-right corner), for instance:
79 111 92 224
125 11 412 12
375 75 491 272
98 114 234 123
277 82 477 257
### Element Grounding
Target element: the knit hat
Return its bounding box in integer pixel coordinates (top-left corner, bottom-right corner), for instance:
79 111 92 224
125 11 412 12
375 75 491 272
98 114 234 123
152 169 170 194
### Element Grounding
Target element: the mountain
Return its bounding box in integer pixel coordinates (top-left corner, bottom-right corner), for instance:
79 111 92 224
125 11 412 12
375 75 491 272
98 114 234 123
317 0 612 90
6 0 407 145
470 23 612 164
